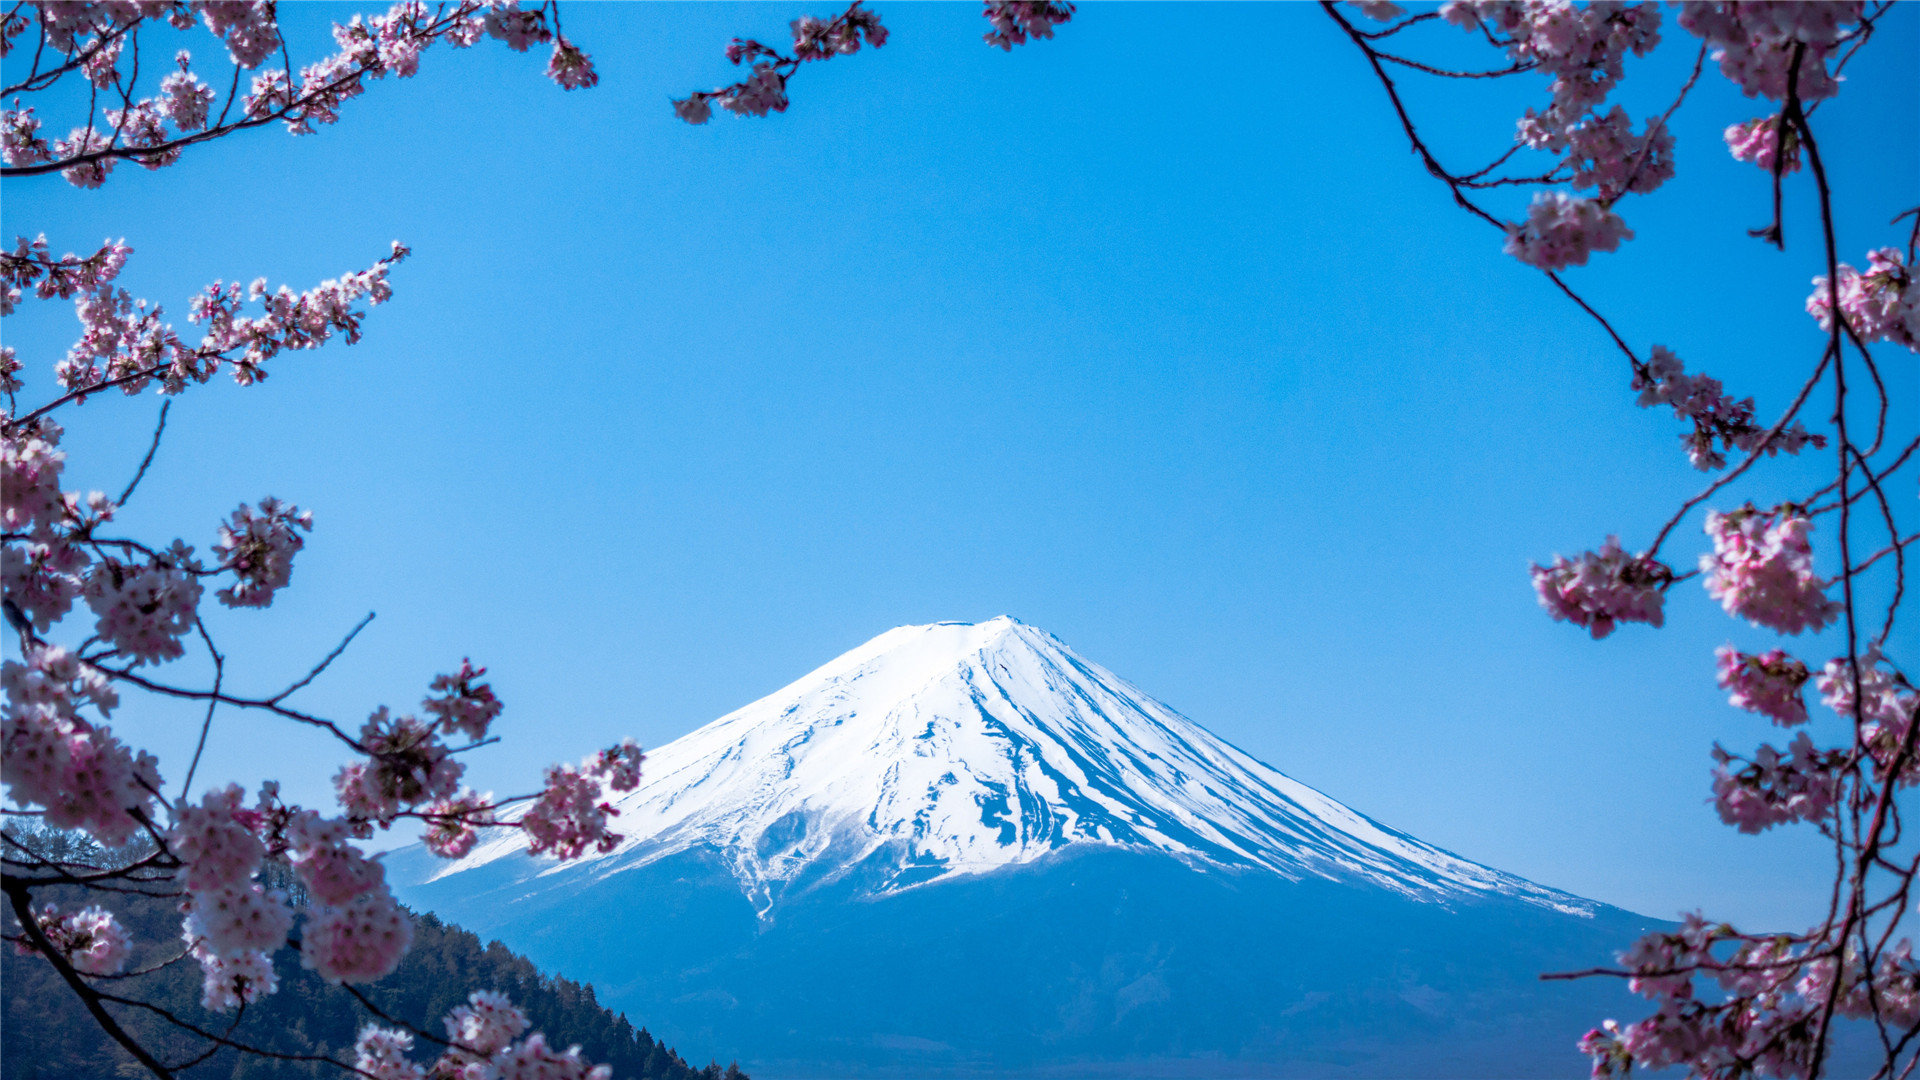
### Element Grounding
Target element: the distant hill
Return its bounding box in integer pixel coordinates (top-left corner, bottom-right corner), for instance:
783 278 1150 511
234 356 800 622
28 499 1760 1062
2 866 746 1080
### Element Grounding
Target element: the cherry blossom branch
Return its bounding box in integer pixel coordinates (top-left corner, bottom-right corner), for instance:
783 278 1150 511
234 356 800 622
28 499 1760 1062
268 611 376 705
113 400 170 507
2 877 178 1078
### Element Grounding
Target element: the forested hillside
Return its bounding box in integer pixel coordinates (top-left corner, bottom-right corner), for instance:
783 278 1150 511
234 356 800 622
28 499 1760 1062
3 869 746 1080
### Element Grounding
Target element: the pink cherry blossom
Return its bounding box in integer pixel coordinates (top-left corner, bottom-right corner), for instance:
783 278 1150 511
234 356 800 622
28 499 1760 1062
159 58 216 131
983 1 1076 51
81 546 205 665
1349 1 1406 21
212 496 312 608
1443 1 1661 151
356 1025 427 1080
287 810 387 905
1 106 52 166
522 763 619 860
424 658 504 741
1562 107 1673 200
546 36 597 90
1530 536 1670 638
195 0 284 69
1699 506 1840 635
442 989 530 1061
183 881 294 956
3 646 158 846
1630 346 1823 471
1 538 85 631
1678 1 1859 102
588 738 645 793
2 643 117 716
1504 192 1633 271
300 885 413 983
1 418 69 536
28 903 132 975
490 1033 613 1080
1714 646 1810 726
422 789 495 858
1619 912 1728 1000
1807 247 1919 352
1724 114 1800 174
1711 732 1843 833
171 784 266 892
336 706 464 824
190 943 277 1012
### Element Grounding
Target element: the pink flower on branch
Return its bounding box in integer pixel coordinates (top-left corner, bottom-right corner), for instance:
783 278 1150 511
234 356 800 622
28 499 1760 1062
440 989 530 1063
1714 646 1811 726
490 1033 613 1080
212 497 312 608
335 706 464 825
1808 247 1920 353
1504 191 1632 271
522 762 619 860
191 944 277 1011
24 902 132 975
1699 506 1840 636
355 1025 426 1080
588 738 645 792
1530 536 1671 639
1711 732 1844 833
983 1 1075 50
1724 114 1800 174
5 2 596 187
300 885 413 983
171 784 266 892
421 788 495 858
1631 346 1824 471
1678 1 1859 103
672 3 890 124
423 658 505 742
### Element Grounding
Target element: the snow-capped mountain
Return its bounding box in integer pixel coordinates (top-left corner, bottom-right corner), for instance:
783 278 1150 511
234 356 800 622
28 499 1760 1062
440 616 1586 917
395 618 1658 1079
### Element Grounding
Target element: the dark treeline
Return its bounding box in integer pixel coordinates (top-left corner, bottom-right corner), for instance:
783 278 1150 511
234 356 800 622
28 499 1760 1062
2 826 746 1080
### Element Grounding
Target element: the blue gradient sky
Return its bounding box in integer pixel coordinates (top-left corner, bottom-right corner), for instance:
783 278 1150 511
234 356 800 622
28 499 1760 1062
5 3 1915 931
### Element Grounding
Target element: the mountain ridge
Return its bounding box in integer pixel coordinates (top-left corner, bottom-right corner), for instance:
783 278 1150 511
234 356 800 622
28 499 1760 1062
436 616 1593 919
392 617 1668 1077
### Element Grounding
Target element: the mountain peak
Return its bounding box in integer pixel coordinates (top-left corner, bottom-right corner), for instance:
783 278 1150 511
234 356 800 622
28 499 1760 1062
443 620 1592 918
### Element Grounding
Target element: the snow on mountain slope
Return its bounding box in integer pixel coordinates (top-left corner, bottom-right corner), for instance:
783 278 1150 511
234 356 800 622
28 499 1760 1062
438 617 1592 916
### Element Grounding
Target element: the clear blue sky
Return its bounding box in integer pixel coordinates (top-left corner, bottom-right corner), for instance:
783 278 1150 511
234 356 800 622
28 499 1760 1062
5 3 1915 932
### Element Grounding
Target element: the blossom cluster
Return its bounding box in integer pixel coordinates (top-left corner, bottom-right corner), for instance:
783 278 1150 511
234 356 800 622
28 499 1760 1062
1440 0 1664 196
1561 107 1672 201
1807 247 1920 353
1631 345 1823 471
167 782 423 999
1677 1 1862 103
1699 506 1840 636
1530 536 1670 639
1723 114 1800 175
1818 649 1919 785
2 644 156 846
211 497 312 608
1 2 597 187
1504 191 1632 271
983 2 1076 50
1713 646 1810 727
351 991 611 1079
1710 732 1842 833
1585 926 1920 1078
672 3 888 125
22 902 132 976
